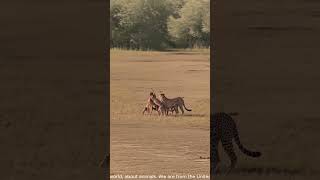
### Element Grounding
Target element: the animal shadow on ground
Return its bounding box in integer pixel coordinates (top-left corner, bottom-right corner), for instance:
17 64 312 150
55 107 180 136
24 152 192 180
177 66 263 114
213 166 319 176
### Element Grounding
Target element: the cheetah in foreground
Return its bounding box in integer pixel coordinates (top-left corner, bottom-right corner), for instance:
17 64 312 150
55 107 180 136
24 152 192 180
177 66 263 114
211 112 262 174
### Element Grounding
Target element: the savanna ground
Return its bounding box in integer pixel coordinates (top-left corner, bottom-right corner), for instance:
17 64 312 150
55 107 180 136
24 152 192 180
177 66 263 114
110 46 320 180
110 49 210 177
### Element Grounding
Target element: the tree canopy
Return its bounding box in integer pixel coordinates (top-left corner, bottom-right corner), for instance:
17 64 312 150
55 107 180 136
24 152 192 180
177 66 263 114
111 0 210 50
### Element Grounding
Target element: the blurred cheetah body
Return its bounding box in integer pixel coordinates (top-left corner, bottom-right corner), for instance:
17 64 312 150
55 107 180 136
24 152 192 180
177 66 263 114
211 112 261 174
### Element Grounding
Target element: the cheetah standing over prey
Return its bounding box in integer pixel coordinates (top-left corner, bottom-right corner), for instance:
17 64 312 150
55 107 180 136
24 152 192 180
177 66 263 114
159 93 191 115
211 112 261 174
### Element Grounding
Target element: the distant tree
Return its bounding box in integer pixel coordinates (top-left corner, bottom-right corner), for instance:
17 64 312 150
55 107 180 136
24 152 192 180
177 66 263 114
110 0 131 48
111 0 177 50
167 0 210 48
110 0 210 50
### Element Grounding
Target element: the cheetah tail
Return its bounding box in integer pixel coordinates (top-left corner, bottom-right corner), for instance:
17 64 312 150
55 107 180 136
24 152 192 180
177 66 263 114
233 126 262 158
182 102 192 111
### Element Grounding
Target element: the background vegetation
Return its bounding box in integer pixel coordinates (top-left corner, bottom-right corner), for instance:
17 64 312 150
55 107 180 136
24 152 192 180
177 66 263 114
110 0 210 50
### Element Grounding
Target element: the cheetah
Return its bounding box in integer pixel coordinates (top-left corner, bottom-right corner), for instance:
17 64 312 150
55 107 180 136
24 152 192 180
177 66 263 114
211 112 261 174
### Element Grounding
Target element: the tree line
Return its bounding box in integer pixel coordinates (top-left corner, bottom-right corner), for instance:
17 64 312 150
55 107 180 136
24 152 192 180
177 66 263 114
111 0 210 50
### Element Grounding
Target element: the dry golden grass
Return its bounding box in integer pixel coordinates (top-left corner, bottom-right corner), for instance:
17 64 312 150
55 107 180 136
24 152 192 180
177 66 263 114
110 49 210 176
111 48 163 58
110 48 210 58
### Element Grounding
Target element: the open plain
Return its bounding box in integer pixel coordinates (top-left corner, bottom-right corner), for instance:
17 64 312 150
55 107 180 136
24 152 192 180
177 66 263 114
110 49 210 177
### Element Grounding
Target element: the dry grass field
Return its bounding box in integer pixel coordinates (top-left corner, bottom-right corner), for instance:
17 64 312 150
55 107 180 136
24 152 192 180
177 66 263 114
110 49 210 177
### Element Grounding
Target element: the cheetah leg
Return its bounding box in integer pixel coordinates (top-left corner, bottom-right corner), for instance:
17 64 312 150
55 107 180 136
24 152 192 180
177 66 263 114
221 139 237 174
211 144 219 175
211 133 220 175
216 141 221 163
160 107 165 116
174 106 179 115
179 105 184 115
